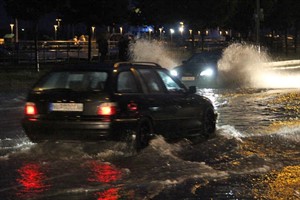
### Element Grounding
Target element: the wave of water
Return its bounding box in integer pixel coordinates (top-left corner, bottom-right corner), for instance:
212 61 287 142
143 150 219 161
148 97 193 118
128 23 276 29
0 137 33 159
1 124 298 199
218 43 300 88
129 40 300 88
129 39 182 69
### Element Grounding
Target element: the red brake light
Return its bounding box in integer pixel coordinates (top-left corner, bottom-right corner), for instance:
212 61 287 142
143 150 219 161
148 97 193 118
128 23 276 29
25 102 37 115
127 102 138 111
97 103 116 116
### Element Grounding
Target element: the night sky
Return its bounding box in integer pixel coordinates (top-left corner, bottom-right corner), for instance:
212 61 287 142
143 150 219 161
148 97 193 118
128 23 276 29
0 0 10 33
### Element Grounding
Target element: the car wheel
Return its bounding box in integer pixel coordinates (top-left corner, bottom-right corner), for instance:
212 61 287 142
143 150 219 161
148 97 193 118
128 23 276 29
135 119 152 151
202 107 216 138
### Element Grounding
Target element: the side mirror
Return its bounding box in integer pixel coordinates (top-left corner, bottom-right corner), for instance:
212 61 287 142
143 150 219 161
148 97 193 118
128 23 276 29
188 86 196 94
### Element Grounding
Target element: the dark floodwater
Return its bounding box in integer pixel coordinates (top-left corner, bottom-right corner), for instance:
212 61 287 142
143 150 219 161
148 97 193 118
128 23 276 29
0 89 299 200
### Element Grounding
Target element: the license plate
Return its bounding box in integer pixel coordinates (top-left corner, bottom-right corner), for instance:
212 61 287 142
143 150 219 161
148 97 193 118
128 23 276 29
182 76 195 81
50 103 83 112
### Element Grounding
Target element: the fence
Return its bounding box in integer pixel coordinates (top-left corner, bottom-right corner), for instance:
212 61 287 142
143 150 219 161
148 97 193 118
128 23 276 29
0 40 119 65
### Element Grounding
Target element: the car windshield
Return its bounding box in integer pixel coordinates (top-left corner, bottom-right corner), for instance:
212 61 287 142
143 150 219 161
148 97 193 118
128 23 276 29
33 71 108 92
187 52 221 64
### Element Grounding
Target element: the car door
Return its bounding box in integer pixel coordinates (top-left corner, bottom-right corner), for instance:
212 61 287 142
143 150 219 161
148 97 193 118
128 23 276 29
114 69 145 121
156 69 203 137
135 68 182 138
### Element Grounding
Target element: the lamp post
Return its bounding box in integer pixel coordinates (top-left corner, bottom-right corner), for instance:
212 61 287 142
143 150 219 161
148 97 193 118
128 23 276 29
91 26 95 40
179 21 184 36
159 27 163 40
179 26 184 36
56 18 62 27
54 25 58 40
255 0 263 52
170 28 174 43
148 28 152 40
10 24 14 34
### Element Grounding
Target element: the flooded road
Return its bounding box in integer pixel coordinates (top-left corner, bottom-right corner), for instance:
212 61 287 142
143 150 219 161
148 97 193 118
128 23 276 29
0 88 299 200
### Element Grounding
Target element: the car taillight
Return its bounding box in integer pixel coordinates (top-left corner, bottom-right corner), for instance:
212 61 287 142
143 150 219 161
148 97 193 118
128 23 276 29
97 103 117 116
127 102 138 112
25 102 37 115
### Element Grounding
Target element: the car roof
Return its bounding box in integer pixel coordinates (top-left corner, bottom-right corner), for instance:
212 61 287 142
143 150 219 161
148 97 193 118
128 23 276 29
49 62 163 72
114 62 162 69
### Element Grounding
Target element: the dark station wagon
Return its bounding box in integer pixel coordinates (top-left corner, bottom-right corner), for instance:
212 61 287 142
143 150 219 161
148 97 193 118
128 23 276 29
22 62 217 150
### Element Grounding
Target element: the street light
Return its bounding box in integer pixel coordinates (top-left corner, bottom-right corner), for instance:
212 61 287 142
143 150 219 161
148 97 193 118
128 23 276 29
10 24 14 34
170 28 174 42
56 18 62 27
120 27 123 34
179 26 184 36
54 25 58 40
179 22 184 36
91 26 95 40
159 27 163 40
148 28 152 40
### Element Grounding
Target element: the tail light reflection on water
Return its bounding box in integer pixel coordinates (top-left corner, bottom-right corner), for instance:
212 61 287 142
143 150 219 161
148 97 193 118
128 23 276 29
95 188 120 200
87 161 123 200
88 161 122 183
16 163 50 198
15 160 125 199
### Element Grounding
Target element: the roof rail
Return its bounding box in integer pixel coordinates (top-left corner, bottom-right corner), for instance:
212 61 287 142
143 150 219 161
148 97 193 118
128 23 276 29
114 62 162 68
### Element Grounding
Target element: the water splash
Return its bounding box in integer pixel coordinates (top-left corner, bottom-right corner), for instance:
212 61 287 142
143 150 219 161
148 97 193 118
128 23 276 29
218 43 269 88
129 39 300 88
216 125 245 141
129 39 181 69
218 43 300 88
0 137 33 159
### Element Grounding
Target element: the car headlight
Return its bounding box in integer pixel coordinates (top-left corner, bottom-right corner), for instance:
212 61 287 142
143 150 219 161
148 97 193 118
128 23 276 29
200 68 214 77
170 69 178 77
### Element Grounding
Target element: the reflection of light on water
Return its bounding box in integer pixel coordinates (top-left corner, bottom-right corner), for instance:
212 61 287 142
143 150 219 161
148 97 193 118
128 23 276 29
88 161 122 183
253 166 300 199
96 188 120 200
87 161 123 200
197 88 218 101
16 162 50 199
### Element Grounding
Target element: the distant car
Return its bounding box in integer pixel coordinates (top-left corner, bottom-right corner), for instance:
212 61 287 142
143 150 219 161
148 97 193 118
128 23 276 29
171 50 223 88
22 62 217 150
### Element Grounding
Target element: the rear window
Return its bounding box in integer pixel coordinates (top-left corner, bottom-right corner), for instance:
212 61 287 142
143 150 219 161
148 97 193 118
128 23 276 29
33 71 108 92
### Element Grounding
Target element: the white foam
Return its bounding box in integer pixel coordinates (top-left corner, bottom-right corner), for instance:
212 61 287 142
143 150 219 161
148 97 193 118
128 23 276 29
216 125 245 141
277 126 300 142
218 43 300 88
129 39 181 69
